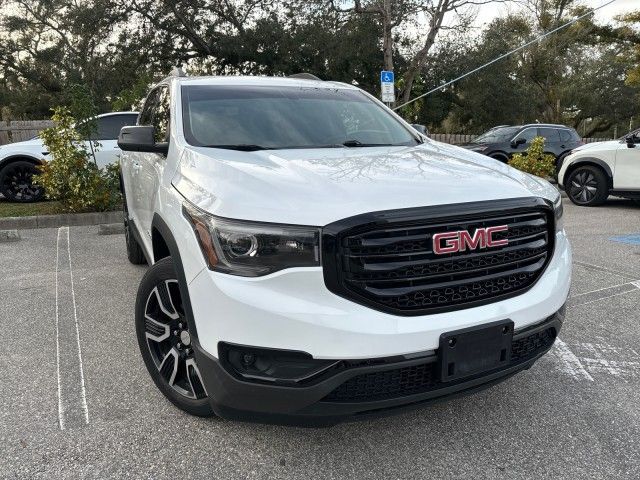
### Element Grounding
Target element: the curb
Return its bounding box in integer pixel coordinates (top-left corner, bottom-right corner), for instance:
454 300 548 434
0 211 121 230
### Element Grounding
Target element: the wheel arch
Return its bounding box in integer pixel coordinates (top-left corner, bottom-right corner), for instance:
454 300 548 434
150 213 199 340
0 154 44 171
563 157 613 190
489 151 509 162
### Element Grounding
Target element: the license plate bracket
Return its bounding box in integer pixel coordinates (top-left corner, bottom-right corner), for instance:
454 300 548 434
439 320 514 382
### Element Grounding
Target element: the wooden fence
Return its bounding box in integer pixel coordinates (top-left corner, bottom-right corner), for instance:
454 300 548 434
0 120 54 145
0 119 613 146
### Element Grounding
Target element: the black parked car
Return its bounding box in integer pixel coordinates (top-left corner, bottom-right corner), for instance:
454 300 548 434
461 124 583 169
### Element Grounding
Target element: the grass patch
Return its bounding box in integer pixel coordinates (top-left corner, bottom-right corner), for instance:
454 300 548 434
0 199 65 218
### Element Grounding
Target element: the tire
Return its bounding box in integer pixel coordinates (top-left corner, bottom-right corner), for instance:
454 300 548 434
136 257 213 416
566 166 609 206
123 195 146 265
0 160 45 202
490 153 509 163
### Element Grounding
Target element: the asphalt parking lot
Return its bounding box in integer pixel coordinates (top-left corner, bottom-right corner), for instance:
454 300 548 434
1 198 640 479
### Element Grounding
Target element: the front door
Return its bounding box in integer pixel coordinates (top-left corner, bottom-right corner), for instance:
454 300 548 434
136 86 171 241
614 136 640 190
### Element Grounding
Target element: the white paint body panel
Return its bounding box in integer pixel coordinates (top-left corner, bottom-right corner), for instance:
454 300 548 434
558 139 640 191
121 76 571 361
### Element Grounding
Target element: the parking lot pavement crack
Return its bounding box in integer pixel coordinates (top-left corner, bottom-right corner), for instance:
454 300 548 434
55 226 90 430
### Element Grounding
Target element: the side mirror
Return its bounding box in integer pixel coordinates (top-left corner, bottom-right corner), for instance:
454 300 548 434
410 124 429 137
627 135 638 148
511 138 526 148
118 126 168 154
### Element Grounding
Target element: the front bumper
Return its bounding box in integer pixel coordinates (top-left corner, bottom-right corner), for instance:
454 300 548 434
194 311 563 426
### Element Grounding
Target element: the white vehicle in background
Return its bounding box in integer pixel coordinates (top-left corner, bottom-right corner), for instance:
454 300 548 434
0 111 138 202
558 128 640 206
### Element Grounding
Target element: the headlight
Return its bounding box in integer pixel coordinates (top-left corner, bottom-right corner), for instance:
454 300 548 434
553 193 564 233
183 202 320 277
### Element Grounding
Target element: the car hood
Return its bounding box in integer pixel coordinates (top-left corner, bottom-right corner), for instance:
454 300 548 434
0 138 46 157
172 140 559 225
572 140 620 153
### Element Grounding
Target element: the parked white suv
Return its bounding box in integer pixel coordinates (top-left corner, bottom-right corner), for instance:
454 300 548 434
558 129 640 206
0 112 137 202
118 74 571 425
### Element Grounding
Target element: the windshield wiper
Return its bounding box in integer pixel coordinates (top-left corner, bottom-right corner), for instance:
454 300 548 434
342 139 398 148
202 144 273 151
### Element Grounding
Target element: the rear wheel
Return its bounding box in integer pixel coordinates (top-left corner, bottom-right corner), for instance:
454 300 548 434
0 160 44 202
136 257 213 416
123 195 146 265
566 166 609 206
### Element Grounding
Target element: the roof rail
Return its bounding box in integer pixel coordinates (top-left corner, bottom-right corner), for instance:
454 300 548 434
170 66 187 77
288 73 321 81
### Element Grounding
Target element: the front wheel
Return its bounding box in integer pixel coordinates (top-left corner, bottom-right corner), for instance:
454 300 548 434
566 166 609 206
136 257 213 416
0 160 45 202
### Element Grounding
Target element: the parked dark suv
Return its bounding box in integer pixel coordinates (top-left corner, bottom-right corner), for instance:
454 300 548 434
461 124 583 169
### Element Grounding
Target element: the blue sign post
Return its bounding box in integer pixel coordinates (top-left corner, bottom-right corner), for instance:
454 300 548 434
380 70 395 103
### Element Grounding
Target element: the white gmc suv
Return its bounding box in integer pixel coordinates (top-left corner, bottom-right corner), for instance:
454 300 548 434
118 74 571 425
558 129 640 206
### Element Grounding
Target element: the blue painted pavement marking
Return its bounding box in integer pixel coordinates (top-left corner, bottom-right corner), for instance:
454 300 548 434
609 233 640 246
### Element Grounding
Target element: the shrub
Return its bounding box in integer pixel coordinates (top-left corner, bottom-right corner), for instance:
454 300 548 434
508 136 556 178
34 107 122 212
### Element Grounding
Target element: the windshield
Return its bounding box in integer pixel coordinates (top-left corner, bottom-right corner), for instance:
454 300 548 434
181 85 419 150
620 127 640 140
472 127 520 144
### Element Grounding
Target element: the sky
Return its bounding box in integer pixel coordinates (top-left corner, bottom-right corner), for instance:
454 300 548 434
474 0 637 28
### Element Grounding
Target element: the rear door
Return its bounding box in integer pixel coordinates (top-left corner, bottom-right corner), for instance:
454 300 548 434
537 127 562 157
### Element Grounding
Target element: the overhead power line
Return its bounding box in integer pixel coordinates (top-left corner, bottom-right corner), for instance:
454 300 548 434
393 0 620 111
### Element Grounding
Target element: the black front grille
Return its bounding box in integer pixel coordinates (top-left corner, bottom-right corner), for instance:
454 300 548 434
511 327 556 362
323 325 557 403
325 362 437 402
322 198 554 315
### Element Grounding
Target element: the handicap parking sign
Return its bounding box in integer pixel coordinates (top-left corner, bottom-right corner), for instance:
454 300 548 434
381 71 394 84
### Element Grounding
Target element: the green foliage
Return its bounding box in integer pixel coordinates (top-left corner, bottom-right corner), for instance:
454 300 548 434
65 84 98 140
34 107 121 212
112 73 154 112
508 137 556 178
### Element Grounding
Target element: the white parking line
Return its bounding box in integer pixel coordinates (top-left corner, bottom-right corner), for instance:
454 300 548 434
55 227 64 430
54 226 89 429
66 227 90 425
551 338 594 382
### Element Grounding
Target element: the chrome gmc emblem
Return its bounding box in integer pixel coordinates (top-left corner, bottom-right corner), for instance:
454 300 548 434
432 226 509 255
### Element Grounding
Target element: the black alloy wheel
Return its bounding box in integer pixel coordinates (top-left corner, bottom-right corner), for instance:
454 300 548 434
566 166 608 207
136 258 213 416
0 160 44 202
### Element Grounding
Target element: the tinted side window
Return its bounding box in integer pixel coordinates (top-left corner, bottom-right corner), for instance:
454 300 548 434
514 128 537 144
153 87 170 143
559 129 573 142
96 114 139 140
539 128 560 142
139 90 160 126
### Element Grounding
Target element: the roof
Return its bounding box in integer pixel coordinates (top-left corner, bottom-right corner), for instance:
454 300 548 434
166 75 359 90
